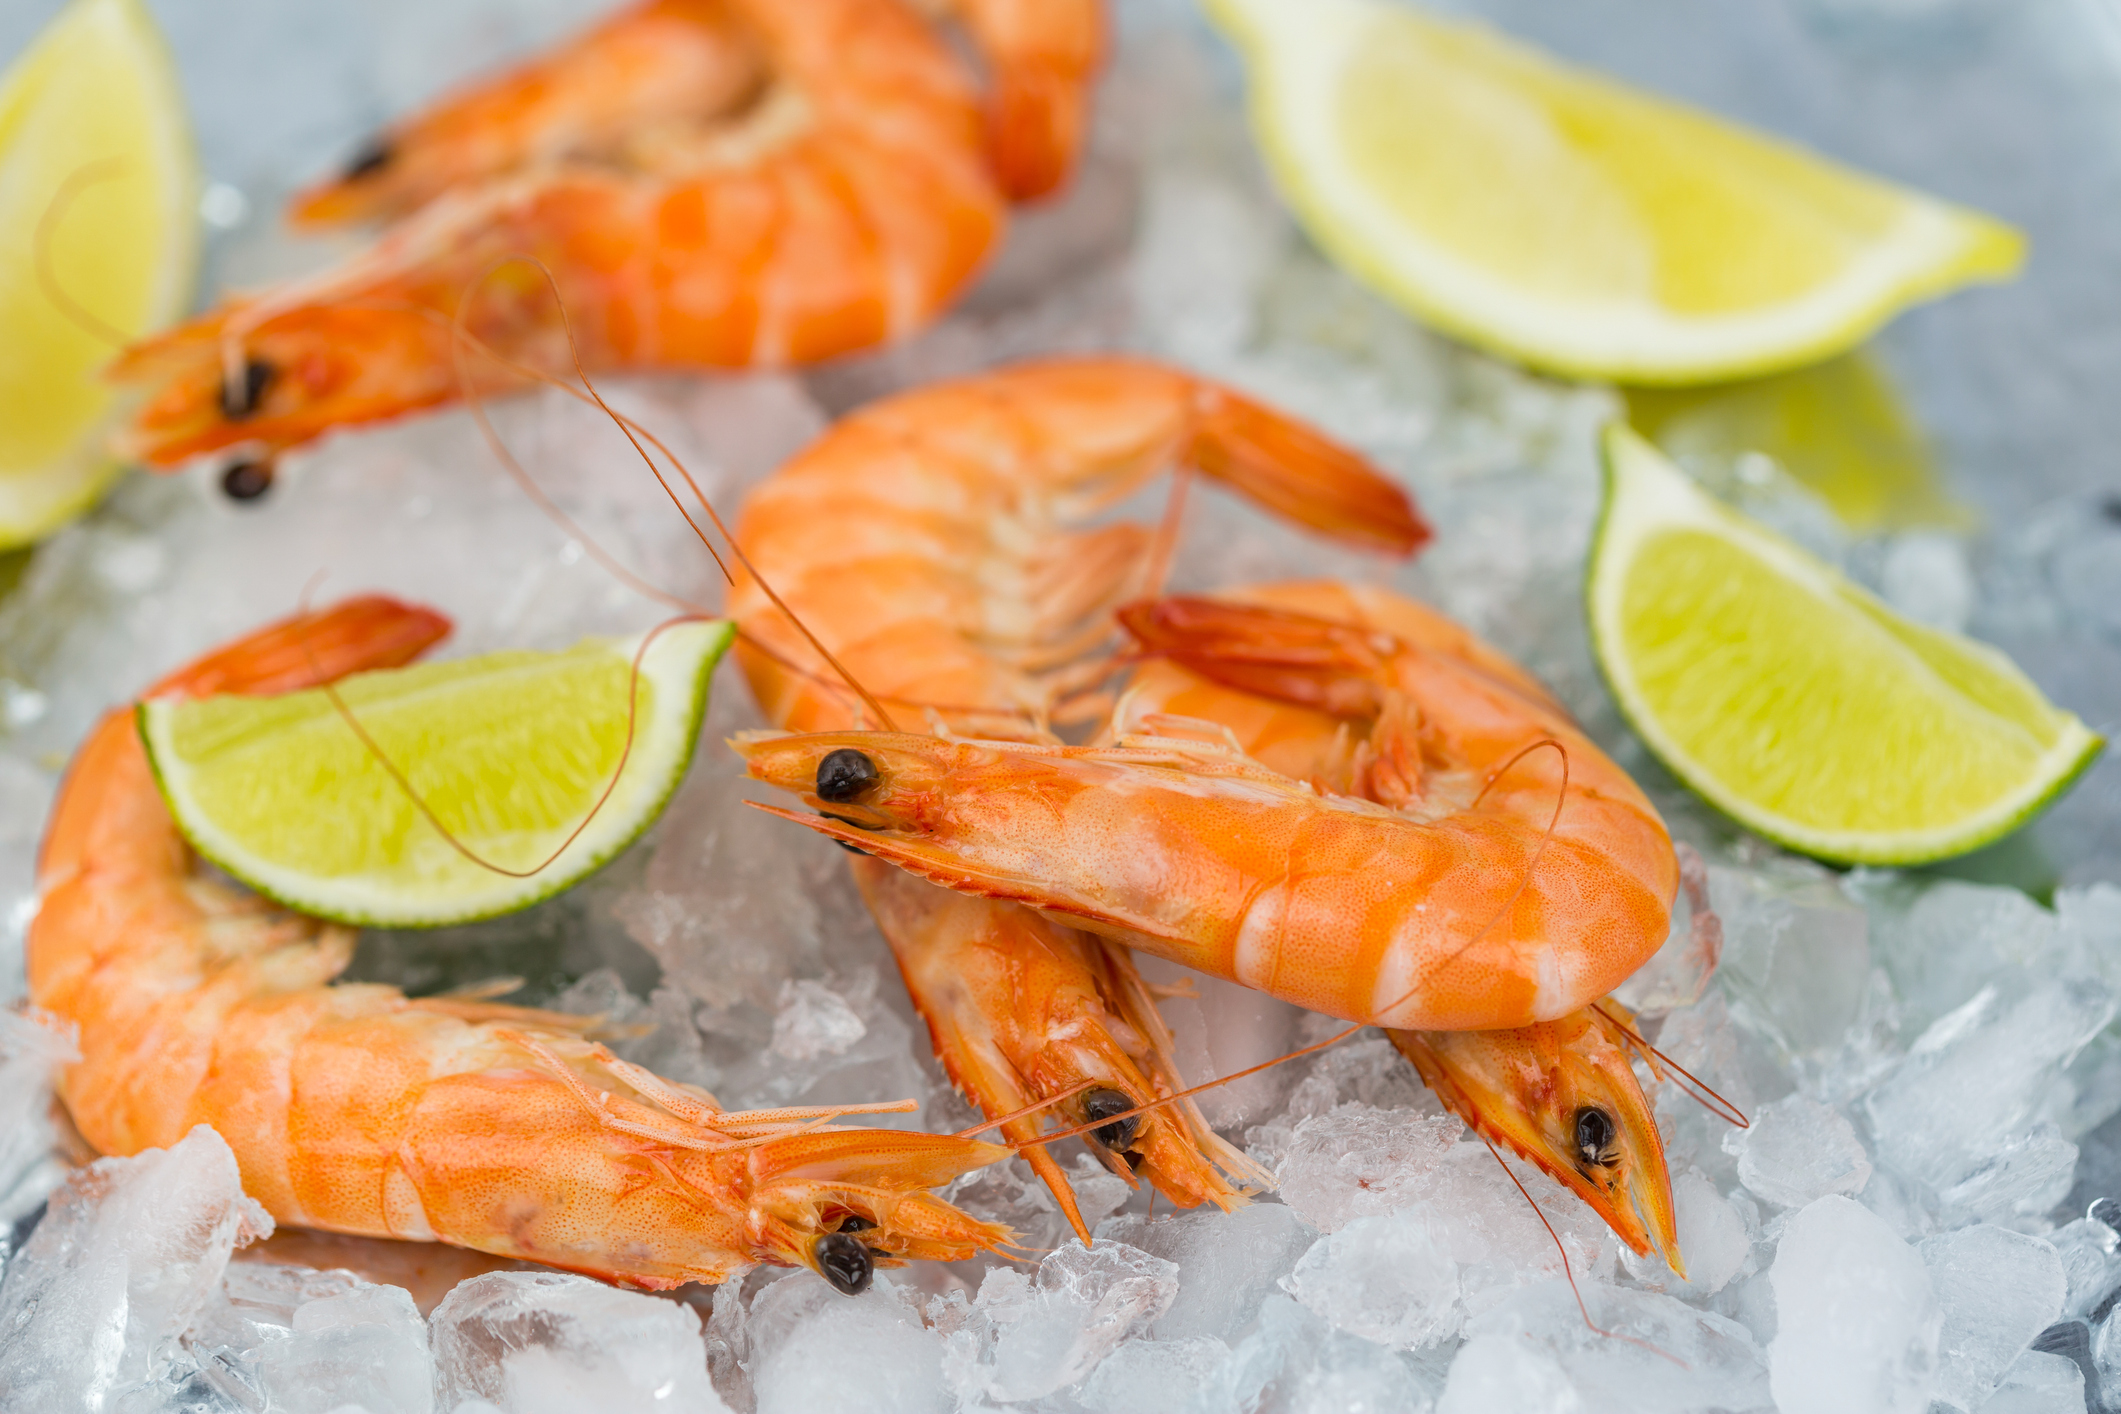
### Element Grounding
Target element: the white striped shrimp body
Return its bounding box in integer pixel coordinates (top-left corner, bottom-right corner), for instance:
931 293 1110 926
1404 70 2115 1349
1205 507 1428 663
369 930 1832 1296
727 357 1429 1238
1110 581 1684 1271
28 599 1010 1293
736 583 1677 1034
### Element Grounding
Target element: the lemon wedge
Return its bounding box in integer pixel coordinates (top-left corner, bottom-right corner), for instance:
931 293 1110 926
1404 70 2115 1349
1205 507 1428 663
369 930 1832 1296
0 0 197 547
1207 0 2024 384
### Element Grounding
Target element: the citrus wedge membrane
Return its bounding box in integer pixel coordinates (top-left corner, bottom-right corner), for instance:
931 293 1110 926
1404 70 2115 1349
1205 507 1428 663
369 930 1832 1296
1206 0 2023 385
0 0 197 546
1588 427 2100 864
140 620 735 928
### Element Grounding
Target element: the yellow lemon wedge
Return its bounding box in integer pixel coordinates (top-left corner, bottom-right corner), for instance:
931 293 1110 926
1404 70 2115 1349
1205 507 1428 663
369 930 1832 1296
1207 0 2024 385
1589 427 2101 865
0 0 197 548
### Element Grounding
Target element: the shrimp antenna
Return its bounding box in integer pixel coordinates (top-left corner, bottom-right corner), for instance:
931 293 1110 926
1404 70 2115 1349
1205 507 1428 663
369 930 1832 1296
292 572 697 881
1591 1002 1749 1130
448 256 902 732
1478 1134 1687 1364
35 158 135 348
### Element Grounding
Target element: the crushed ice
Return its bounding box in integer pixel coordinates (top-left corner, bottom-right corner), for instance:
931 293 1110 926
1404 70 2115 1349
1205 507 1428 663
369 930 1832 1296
1 2 2120 1412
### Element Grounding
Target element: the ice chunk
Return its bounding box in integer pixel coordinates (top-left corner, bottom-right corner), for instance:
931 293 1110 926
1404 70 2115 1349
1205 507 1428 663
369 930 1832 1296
0 1124 270 1414
1267 1105 1459 1233
244 1282 434 1414
1865 980 2113 1222
748 1274 947 1414
2049 1218 2121 1322
430 1271 725 1414
1724 1093 1873 1207
1857 877 2067 1037
1978 1349 2087 1414
947 1154 1133 1265
1452 1279 1770 1414
1669 1171 1752 1296
0 755 53 1009
1207 1294 1436 1414
1098 1202 1315 1343
1075 1335 1231 1414
938 1241 1177 1404
768 978 865 1061
1769 1195 1939 1414
0 1007 77 1228
1710 858 1872 1060
1437 1334 1579 1414
1882 532 1976 632
1922 1226 2067 1412
1283 1211 1460 1349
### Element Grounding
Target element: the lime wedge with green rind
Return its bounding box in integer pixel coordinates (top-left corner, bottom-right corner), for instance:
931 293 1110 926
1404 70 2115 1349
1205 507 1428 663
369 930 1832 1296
1589 426 2101 865
1206 0 2022 385
0 0 197 546
140 620 734 927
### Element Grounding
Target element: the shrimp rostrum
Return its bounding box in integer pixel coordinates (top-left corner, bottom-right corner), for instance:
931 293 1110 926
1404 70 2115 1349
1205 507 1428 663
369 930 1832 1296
28 598 1010 1293
111 0 1105 470
737 575 1686 1266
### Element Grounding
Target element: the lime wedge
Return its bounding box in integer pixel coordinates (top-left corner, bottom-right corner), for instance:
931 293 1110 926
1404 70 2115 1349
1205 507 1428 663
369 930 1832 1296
0 0 197 547
1206 0 2023 385
1589 427 2100 864
140 621 734 927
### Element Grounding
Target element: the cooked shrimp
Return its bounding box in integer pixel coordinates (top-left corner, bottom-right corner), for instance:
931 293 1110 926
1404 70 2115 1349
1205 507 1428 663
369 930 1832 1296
1107 581 1682 1270
727 357 1428 1238
735 587 1677 1035
110 0 1104 469
27 597 1010 1292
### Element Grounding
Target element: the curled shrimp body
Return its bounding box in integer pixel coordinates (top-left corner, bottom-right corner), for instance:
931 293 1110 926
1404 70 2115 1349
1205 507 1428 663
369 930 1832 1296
727 356 1428 1237
1110 581 1683 1271
738 585 1677 1034
28 598 1009 1292
112 0 1104 469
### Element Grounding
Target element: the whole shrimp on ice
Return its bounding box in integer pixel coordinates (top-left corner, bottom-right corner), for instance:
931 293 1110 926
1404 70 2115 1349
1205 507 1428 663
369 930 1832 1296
736 572 1682 1257
1108 582 1683 1268
726 356 1429 1238
110 0 1104 470
27 597 1011 1293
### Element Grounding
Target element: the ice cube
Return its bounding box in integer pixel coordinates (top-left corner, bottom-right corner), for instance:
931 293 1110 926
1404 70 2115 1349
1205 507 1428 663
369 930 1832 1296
1436 1333 1579 1414
1882 532 1976 632
949 1155 1133 1265
1208 1294 1436 1414
1075 1336 1232 1414
1266 1105 1460 1233
1667 1171 1752 1296
2048 1218 2121 1322
1709 857 1873 1061
768 978 865 1061
246 1282 434 1414
1977 1349 2088 1414
0 1007 77 1228
1724 1093 1874 1208
430 1271 725 1414
1453 1279 1771 1414
938 1240 1178 1404
1097 1202 1315 1343
1282 1211 1460 1349
0 1124 271 1414
748 1273 948 1414
1768 1195 1939 1414
1133 955 1303 1131
1856 876 2066 1036
1922 1226 2068 1412
0 755 54 1009
1865 979 2114 1222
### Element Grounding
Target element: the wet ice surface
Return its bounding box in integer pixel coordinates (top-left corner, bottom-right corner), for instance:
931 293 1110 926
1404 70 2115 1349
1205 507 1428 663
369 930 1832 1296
3 2 2121 1413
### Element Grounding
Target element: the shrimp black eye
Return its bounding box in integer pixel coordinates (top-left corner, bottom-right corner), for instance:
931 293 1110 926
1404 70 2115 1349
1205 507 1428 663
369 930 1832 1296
815 1231 873 1295
342 136 394 180
1084 1089 1139 1153
816 749 879 803
1574 1106 1615 1167
221 460 274 502
219 358 274 421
